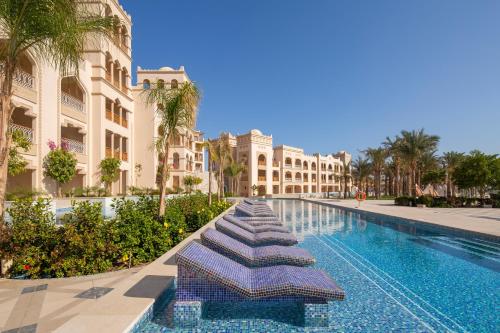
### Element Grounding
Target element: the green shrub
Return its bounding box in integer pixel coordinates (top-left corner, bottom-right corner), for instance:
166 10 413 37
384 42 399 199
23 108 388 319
55 201 117 277
4 198 59 278
417 195 433 207
113 197 173 267
43 145 77 197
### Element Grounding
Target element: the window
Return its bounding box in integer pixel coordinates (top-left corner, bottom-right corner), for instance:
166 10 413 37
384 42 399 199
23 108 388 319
143 80 150 90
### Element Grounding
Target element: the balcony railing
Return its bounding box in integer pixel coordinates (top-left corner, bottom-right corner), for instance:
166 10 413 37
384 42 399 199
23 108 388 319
114 151 120 159
285 178 293 182
105 147 112 158
61 92 85 113
258 176 266 181
273 177 279 182
284 164 292 168
258 161 266 166
122 151 128 161
0 63 34 89
10 124 33 142
121 117 128 128
106 109 112 121
113 113 121 125
61 137 85 154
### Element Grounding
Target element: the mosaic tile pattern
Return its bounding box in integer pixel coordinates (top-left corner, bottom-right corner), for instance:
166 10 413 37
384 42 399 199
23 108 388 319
173 302 201 328
201 229 315 267
215 218 298 246
235 204 276 218
232 215 282 225
223 214 289 233
304 302 330 327
176 242 344 302
243 198 269 206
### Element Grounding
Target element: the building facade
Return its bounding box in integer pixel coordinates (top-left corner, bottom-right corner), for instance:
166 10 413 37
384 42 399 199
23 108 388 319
224 129 352 197
5 0 206 196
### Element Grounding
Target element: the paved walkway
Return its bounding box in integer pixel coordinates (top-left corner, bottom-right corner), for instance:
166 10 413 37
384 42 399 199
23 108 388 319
308 199 500 237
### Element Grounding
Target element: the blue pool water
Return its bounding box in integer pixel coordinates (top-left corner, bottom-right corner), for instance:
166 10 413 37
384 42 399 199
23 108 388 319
135 200 500 332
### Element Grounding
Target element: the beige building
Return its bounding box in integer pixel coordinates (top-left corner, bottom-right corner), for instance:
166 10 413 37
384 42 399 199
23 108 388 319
5 0 206 196
224 129 352 197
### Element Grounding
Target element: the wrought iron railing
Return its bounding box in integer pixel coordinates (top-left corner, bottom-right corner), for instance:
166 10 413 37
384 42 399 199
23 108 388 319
61 137 85 154
61 92 85 113
10 123 33 142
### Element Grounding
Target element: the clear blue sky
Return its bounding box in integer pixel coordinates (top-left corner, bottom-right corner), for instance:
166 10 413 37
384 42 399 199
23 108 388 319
121 0 500 156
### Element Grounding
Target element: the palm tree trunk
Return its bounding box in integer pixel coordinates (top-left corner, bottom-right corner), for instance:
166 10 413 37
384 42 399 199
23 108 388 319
0 70 15 221
208 152 212 205
158 144 170 216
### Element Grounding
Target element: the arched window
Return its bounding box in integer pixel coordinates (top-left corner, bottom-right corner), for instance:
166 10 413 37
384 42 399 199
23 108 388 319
121 26 128 48
285 157 292 166
121 67 128 90
157 79 165 88
295 172 301 180
171 79 178 89
303 161 308 169
173 153 180 169
285 171 292 180
143 79 150 90
295 159 301 168
311 162 317 169
258 154 266 166
328 164 333 171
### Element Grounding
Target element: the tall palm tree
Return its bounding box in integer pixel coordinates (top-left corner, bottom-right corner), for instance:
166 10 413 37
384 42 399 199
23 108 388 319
209 134 232 200
203 140 214 205
224 161 246 196
364 147 387 199
383 136 403 196
441 151 464 198
145 81 200 216
352 156 371 194
398 129 440 196
341 160 351 198
0 0 112 218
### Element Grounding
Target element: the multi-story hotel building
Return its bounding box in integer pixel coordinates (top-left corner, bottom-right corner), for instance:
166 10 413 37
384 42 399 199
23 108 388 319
223 129 352 197
4 0 206 196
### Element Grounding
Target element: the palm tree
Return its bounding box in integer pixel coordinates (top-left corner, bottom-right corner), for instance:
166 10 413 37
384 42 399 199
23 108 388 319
341 160 351 198
398 129 440 196
224 161 246 195
203 140 214 205
383 136 403 196
145 81 200 216
441 151 464 198
209 134 232 200
364 147 387 199
352 156 371 194
0 0 112 218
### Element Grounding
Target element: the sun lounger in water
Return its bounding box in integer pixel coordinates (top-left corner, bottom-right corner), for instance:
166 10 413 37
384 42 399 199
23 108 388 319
223 214 289 233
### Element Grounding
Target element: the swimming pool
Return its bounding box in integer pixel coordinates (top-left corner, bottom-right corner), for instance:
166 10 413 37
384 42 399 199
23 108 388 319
134 199 499 332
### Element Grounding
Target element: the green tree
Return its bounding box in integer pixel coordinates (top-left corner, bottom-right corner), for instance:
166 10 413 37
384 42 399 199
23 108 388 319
8 129 31 176
0 0 112 218
421 169 446 188
224 161 246 195
352 156 371 194
398 129 440 196
364 147 387 199
453 151 498 198
183 175 202 193
99 157 121 195
144 80 200 216
43 143 77 197
209 134 233 200
441 151 464 197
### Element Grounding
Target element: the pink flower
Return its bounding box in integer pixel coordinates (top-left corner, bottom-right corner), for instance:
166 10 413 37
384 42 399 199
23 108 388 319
47 140 57 151
60 140 69 151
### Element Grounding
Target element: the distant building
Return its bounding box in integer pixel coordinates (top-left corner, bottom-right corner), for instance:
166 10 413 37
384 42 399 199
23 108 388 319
222 129 352 197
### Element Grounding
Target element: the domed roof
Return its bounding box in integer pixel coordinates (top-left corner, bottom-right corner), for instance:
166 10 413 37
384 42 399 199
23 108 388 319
160 66 174 71
250 129 263 135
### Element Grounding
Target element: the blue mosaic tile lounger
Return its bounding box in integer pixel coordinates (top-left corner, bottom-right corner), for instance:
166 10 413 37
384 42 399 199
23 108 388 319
201 228 315 267
223 214 289 233
235 204 276 217
238 202 274 213
215 218 298 246
176 241 344 303
236 215 282 224
243 198 269 206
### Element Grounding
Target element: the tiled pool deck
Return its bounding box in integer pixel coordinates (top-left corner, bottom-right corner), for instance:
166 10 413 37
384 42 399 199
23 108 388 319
1 199 498 332
307 199 500 238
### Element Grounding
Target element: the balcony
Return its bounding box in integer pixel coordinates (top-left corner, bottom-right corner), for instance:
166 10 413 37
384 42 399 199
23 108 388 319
273 177 279 182
114 150 120 159
106 109 112 121
105 147 112 158
285 178 293 182
61 137 85 154
272 161 279 167
10 124 33 142
258 176 266 181
284 164 292 168
61 92 85 113
121 117 128 128
122 151 128 161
